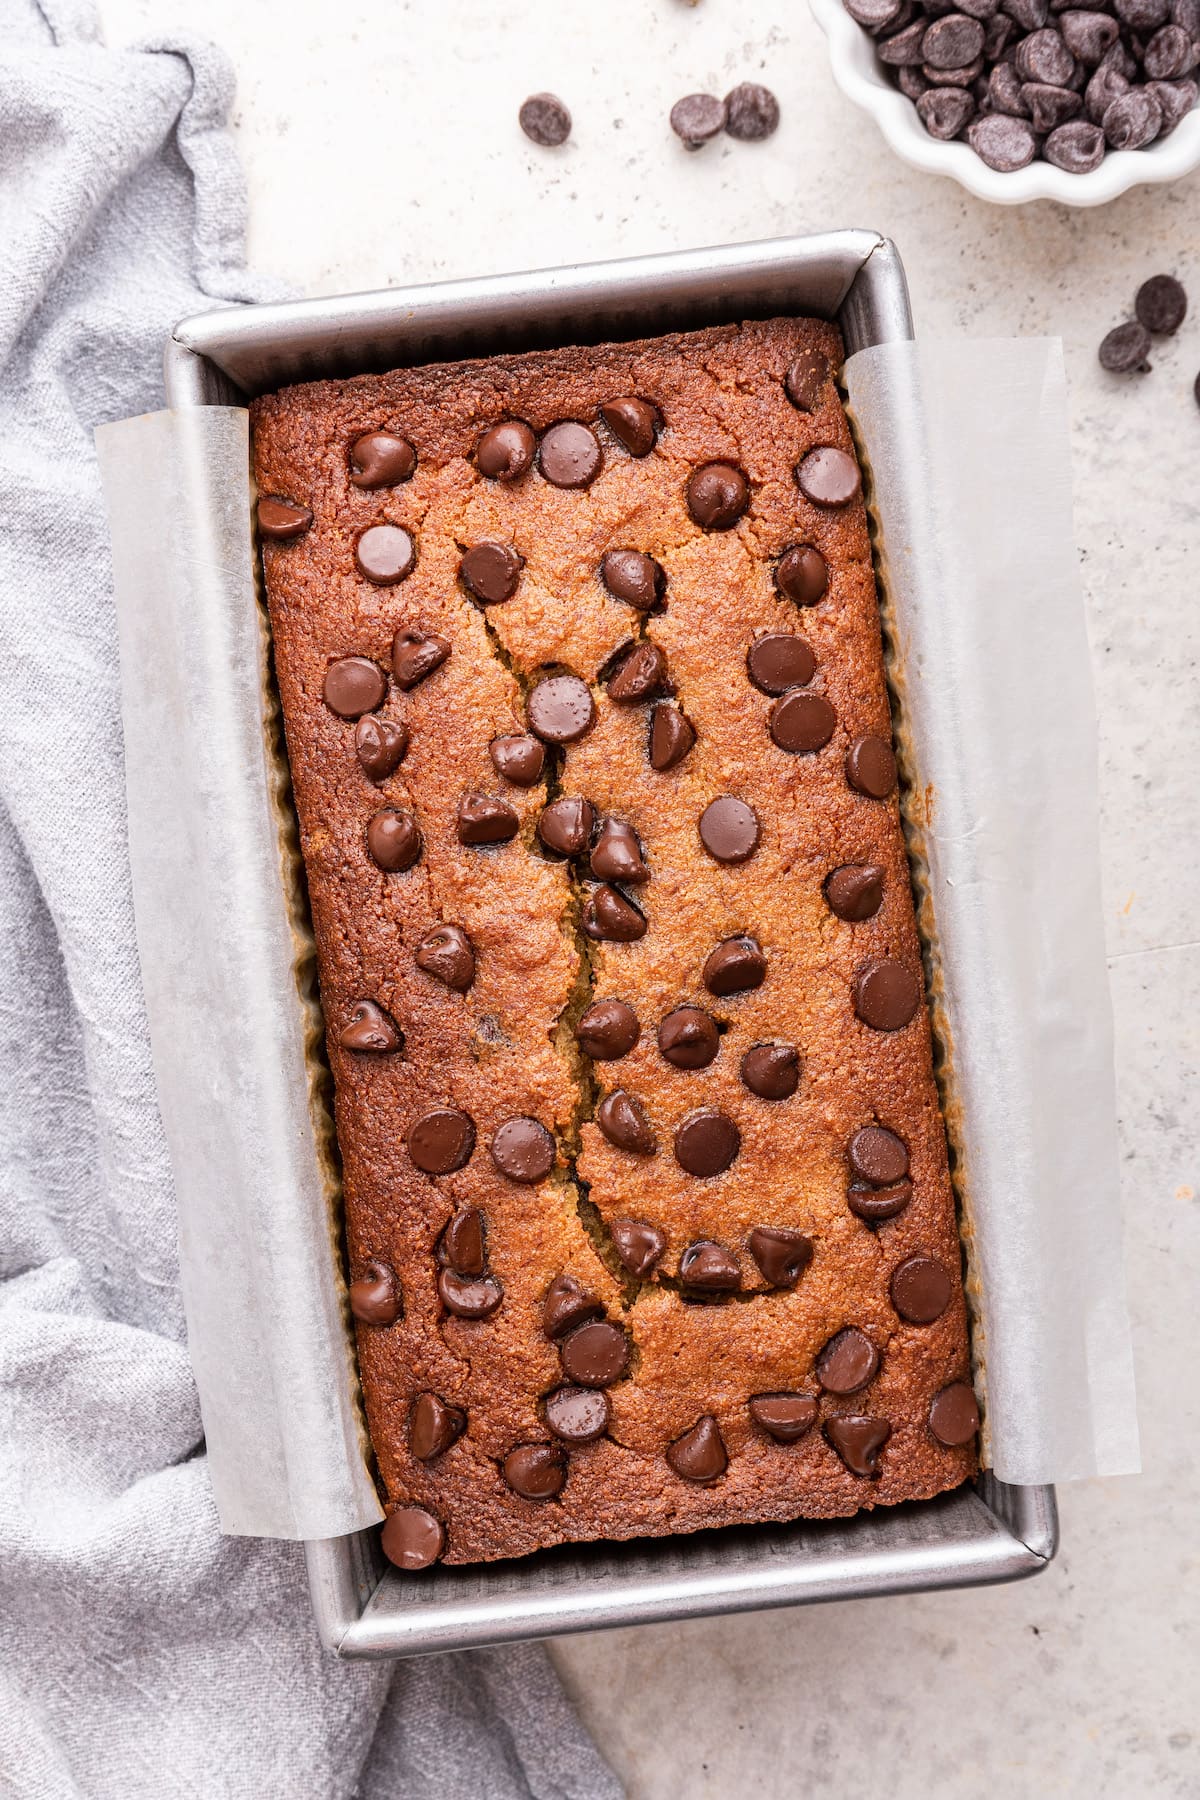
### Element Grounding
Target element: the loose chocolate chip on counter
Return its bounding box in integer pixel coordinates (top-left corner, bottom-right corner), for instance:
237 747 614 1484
381 1505 444 1569
543 1273 605 1340
967 111 1038 167
440 1206 485 1276
880 18 932 61
257 496 312 540
678 1240 742 1291
519 92 571 146
350 432 415 489
686 462 749 530
918 87 977 135
392 627 450 690
600 397 660 455
848 1179 914 1221
1059 8 1120 62
674 1108 741 1177
846 733 898 797
929 1381 981 1445
891 1253 955 1322
491 1117 556 1184
925 11 987 63
775 544 829 606
703 935 767 996
409 1391 466 1461
528 673 597 743
748 1226 814 1288
367 808 422 873
1102 87 1163 147
477 419 536 481
825 863 885 921
414 923 476 992
576 998 640 1060
610 1216 667 1277
407 1107 475 1175
349 1259 401 1325
825 1415 891 1476
538 796 596 856
608 641 672 703
849 1124 910 1185
601 550 665 611
746 633 817 695
591 818 650 884
596 1089 657 1154
649 702 696 771
1136 272 1188 332
816 1326 880 1394
559 1319 630 1387
339 1000 403 1053
323 656 387 719
1044 118 1107 167
666 1415 728 1483
539 421 602 489
545 1386 611 1444
785 348 832 412
749 1393 819 1443
504 1442 567 1499
769 690 837 755
460 541 523 604
456 793 519 845
490 733 545 786
438 1269 503 1319
724 81 781 139
698 796 760 863
355 523 416 585
657 1006 720 1069
355 716 409 783
740 1043 800 1100
581 885 648 942
854 957 922 1030
1098 320 1153 372
670 91 727 148
796 446 862 507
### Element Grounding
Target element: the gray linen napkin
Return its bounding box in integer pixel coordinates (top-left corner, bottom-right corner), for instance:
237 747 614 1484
0 4 620 1796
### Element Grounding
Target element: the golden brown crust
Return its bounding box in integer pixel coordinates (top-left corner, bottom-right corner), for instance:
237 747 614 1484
251 318 976 1565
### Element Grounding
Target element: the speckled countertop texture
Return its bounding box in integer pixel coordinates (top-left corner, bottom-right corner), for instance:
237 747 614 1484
98 0 1198 1792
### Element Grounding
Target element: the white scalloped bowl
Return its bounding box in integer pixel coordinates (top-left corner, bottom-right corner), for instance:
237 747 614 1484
811 0 1200 205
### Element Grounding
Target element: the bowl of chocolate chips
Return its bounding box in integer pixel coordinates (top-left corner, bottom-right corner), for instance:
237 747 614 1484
812 0 1200 201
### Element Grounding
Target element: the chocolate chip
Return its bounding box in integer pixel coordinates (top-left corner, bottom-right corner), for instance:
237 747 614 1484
392 627 450 690
608 641 672 703
1059 8 1120 61
491 1117 556 1184
407 1107 475 1175
591 819 649 884
740 1043 800 1100
355 716 409 783
601 550 665 611
600 397 659 455
666 1415 727 1483
724 81 781 138
559 1319 630 1387
929 1381 980 1445
784 348 832 411
674 1108 740 1177
543 1273 604 1340
460 541 523 604
825 863 885 921
528 673 597 742
576 998 640 1060
504 1442 567 1499
796 446 862 507
440 1206 485 1276
1152 76 1199 134
1098 320 1152 372
409 1392 465 1461
846 734 897 797
848 1179 913 1221
816 1327 880 1394
545 1386 610 1444
355 523 416 584
924 12 987 63
1084 57 1130 124
1114 0 1170 25
596 1089 657 1154
490 733 545 786
747 633 816 695
477 419 536 481
825 1415 891 1475
414 923 475 993
698 796 760 863
519 92 571 145
539 421 602 489
899 63 932 97
538 796 595 856
989 60 1032 112
670 92 727 148
849 1125 910 1184
769 690 837 755
582 885 647 941
1044 118 1107 166
257 496 311 540
339 1000 403 1053
657 1006 720 1069
609 1217 667 1277
1013 25 1076 80
985 11 1017 57
703 935 766 996
918 86 977 134
967 110 1038 166
350 432 415 489
1102 86 1163 147
678 1240 741 1291
749 1393 819 1443
880 17 932 59
323 657 387 719
649 702 696 770
456 793 519 845
775 544 829 606
891 1253 955 1322
438 1269 503 1319
367 808 422 872
1021 79 1081 129
748 1226 813 1288
349 1258 400 1325
686 462 749 530
924 55 985 86
381 1505 444 1569
845 0 906 25
1004 0 1049 28
854 958 922 1030
1135 272 1188 333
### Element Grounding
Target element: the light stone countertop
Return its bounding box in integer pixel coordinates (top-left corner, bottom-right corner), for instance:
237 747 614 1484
97 1 1200 1793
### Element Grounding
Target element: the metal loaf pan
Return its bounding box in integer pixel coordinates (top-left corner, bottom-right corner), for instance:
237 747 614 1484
166 230 1058 1659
